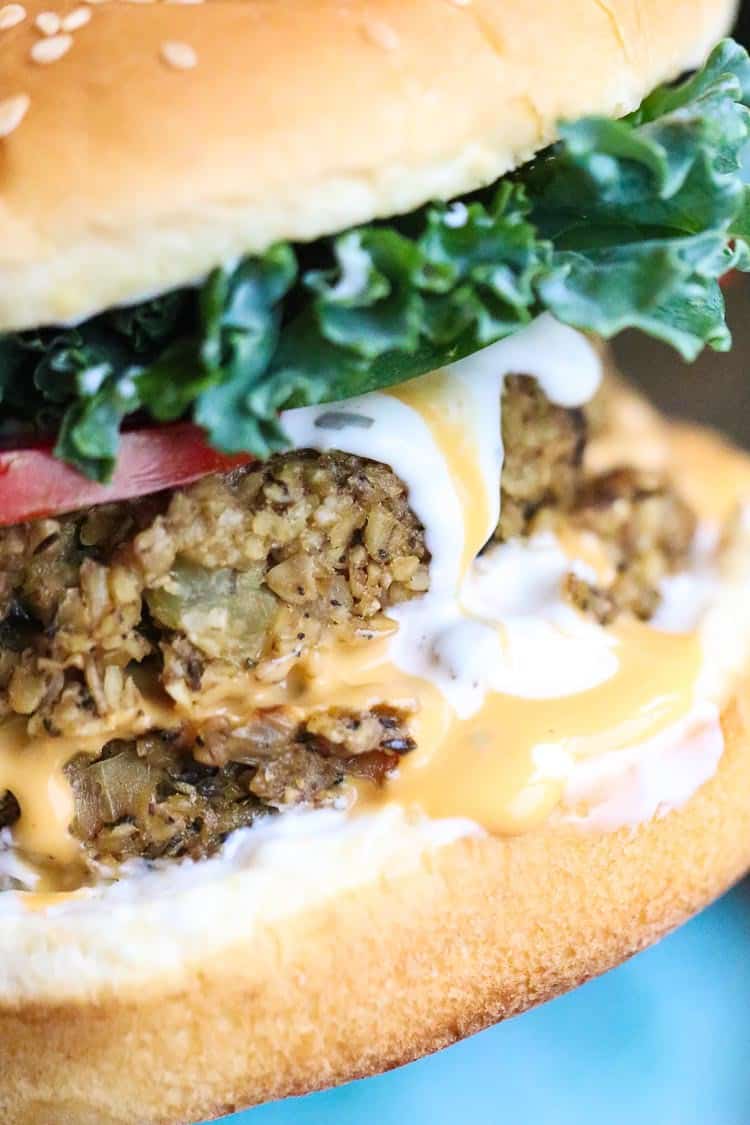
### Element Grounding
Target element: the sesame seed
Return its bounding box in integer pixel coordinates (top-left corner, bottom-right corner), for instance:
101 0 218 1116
447 0 471 5
30 32 71 62
362 17 400 50
0 93 29 138
165 0 204 5
83 0 107 5
35 10 61 34
0 2 25 29
61 4 90 28
160 39 197 69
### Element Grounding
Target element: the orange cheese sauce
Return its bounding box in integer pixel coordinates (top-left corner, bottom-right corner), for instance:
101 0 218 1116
0 614 703 896
0 332 734 898
361 623 701 833
389 367 496 577
0 721 80 868
20 888 88 912
0 702 179 889
162 616 702 836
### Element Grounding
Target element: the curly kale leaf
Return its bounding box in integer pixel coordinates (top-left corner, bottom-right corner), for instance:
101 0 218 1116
525 38 750 357
0 39 748 479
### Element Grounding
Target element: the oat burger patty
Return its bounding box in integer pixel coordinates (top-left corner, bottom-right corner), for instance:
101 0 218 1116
2 3 750 1123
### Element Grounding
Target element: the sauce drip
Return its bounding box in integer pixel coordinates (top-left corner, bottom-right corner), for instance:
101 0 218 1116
0 319 719 896
361 623 702 832
389 367 497 577
0 720 80 867
0 615 703 890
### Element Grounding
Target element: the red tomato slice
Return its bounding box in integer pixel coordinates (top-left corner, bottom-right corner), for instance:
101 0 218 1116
0 424 252 526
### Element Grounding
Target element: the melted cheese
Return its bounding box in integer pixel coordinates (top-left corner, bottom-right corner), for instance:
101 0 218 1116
0 314 737 896
169 590 701 836
367 622 701 833
0 722 79 868
389 365 500 578
0 700 180 888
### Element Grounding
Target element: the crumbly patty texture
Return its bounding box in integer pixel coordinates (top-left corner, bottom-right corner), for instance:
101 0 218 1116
497 375 586 540
563 467 696 623
64 707 413 869
0 451 429 737
0 376 697 871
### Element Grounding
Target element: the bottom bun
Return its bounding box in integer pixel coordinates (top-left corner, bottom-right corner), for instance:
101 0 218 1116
3 422 750 1125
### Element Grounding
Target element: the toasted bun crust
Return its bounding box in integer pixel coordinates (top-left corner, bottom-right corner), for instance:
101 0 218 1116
1 418 750 1125
2 680 750 1125
0 0 737 332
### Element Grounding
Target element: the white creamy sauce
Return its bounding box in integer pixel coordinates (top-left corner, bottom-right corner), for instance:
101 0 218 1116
0 828 39 889
286 391 477 602
285 314 605 716
1 314 748 915
456 536 617 702
653 522 721 634
269 314 737 835
265 316 748 834
561 509 750 830
0 808 483 998
562 702 724 832
446 313 603 409
388 540 617 716
285 314 599 599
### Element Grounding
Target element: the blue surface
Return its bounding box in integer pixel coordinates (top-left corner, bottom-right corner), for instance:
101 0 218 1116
213 884 750 1125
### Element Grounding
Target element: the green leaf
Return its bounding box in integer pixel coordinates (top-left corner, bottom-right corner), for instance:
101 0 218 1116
419 183 549 346
0 38 748 478
54 370 140 481
109 291 189 354
539 233 736 359
193 246 300 455
524 39 750 357
635 39 750 120
274 181 550 399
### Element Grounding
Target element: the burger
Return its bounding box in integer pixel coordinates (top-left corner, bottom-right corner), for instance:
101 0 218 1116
2 1 750 1122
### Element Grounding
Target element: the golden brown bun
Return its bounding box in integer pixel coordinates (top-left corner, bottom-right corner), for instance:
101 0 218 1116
2 676 750 1125
0 0 737 332
1 414 750 1125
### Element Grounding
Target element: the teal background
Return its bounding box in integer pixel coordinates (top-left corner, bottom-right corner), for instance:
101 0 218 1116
212 884 750 1125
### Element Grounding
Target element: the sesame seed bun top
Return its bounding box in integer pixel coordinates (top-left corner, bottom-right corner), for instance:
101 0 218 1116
0 0 739 332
